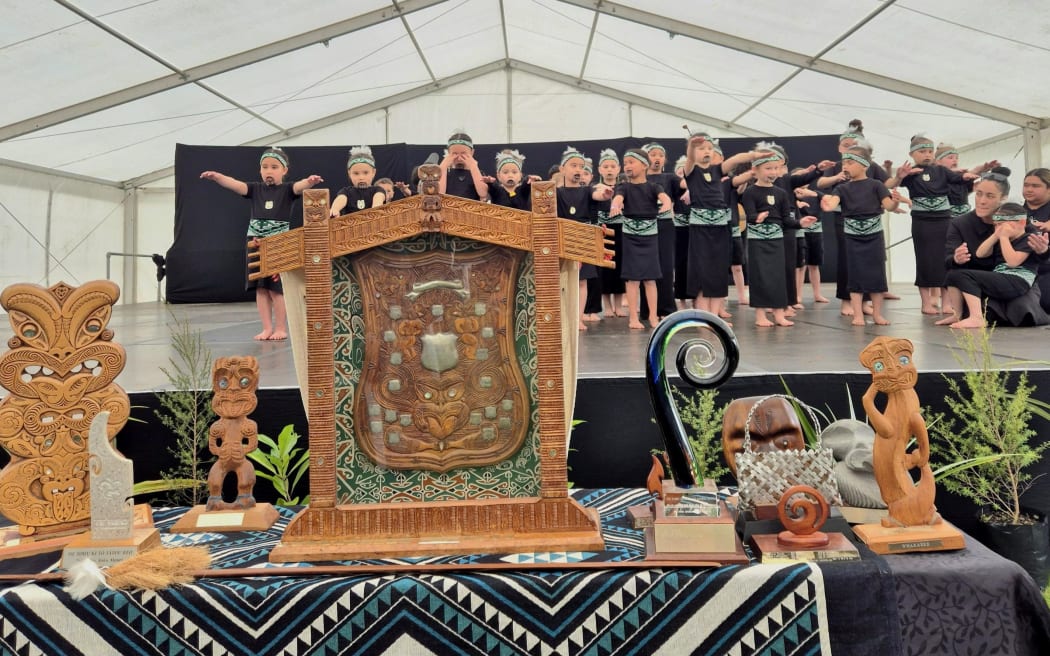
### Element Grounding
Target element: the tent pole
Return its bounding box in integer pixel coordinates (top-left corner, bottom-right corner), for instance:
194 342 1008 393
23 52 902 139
506 68 513 142
1023 127 1042 172
44 188 54 287
123 189 138 304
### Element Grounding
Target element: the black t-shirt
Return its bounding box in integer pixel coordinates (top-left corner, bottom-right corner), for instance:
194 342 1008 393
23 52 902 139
741 184 794 227
899 164 965 216
243 182 298 236
335 185 381 214
647 172 685 204
487 181 532 210
445 167 480 200
685 165 728 210
557 186 600 222
831 177 890 217
614 181 665 218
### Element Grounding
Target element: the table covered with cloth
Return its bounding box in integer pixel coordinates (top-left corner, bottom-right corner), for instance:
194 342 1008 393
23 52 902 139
0 488 1047 655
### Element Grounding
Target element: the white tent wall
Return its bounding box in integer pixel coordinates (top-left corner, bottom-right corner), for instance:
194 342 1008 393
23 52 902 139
0 163 128 299
133 188 174 304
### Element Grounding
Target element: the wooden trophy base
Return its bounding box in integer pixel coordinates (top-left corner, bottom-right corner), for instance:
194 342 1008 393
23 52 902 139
0 504 154 561
749 532 860 564
852 520 965 555
62 527 161 569
170 503 279 533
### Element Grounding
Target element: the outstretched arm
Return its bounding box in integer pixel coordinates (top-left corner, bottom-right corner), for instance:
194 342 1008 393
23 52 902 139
200 171 248 196
293 175 323 195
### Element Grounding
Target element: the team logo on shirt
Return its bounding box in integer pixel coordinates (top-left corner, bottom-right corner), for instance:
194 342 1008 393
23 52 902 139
703 172 712 182
767 195 775 205
264 200 274 210
922 173 930 181
357 199 366 209
569 206 576 215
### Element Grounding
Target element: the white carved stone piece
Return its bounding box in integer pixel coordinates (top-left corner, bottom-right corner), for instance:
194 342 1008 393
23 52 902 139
87 411 133 540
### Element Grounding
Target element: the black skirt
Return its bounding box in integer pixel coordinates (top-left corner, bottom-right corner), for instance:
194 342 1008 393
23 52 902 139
621 234 662 281
602 224 627 294
911 215 950 287
747 238 788 308
804 232 824 266
674 225 691 298
846 233 888 293
687 225 731 298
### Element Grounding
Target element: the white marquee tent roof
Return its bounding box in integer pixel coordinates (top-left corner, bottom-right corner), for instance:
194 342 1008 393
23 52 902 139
2 0 1047 189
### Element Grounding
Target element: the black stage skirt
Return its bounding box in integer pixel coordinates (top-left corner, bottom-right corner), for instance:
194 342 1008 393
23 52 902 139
687 225 731 298
747 238 788 308
783 228 798 302
832 212 849 301
911 214 950 287
795 234 807 268
621 234 662 281
656 220 677 315
732 234 746 266
580 263 598 280
674 225 690 299
602 224 626 294
846 233 888 294
804 232 824 266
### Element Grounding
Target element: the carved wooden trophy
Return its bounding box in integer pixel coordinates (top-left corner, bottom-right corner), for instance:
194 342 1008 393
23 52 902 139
249 165 613 561
852 337 964 554
171 356 278 532
0 281 131 557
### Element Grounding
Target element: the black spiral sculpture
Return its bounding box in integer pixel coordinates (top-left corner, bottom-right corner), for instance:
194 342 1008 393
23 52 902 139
645 310 740 488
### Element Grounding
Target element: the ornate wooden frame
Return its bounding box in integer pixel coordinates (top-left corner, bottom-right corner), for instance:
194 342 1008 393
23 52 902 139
250 165 613 561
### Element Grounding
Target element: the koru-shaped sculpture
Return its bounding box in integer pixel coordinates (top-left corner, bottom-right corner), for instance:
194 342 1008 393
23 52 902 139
206 356 260 511
859 336 941 528
0 281 129 537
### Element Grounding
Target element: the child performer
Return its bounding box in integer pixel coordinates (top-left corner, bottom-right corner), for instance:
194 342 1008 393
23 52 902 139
596 149 628 317
643 142 685 318
935 144 978 217
887 134 988 315
820 141 901 325
486 149 536 210
682 133 763 318
581 157 605 320
439 131 488 200
792 181 821 305
558 147 614 330
728 160 751 307
741 151 815 327
200 147 323 341
798 185 829 303
940 202 1038 329
609 148 673 329
330 146 386 217
672 155 692 309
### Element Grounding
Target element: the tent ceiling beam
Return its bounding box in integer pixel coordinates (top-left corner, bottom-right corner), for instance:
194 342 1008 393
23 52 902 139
0 0 448 142
577 11 600 81
393 0 437 82
0 157 122 188
559 0 1044 130
498 0 510 61
122 60 508 188
508 60 771 138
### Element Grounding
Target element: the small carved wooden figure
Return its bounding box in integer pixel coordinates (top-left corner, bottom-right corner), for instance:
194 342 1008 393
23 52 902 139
206 356 260 511
859 337 941 528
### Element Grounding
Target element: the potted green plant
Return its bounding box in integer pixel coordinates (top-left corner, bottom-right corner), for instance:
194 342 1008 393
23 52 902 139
929 325 1050 586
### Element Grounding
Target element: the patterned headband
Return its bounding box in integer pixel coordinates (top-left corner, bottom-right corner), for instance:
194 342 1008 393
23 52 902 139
624 151 649 166
992 213 1026 222
347 155 375 169
910 142 935 153
599 150 619 165
842 152 871 168
448 138 474 149
496 156 521 172
643 143 665 154
260 150 288 167
561 150 585 166
839 132 862 142
936 149 958 159
753 153 783 167
712 142 723 155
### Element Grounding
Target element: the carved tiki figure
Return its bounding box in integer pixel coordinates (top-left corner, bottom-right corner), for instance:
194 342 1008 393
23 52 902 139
0 281 129 537
206 356 260 510
859 337 941 528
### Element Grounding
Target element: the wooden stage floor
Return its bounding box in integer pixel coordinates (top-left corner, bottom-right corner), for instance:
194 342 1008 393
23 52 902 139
4 283 1046 394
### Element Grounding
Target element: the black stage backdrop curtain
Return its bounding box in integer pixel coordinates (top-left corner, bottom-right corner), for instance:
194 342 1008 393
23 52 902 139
167 135 839 303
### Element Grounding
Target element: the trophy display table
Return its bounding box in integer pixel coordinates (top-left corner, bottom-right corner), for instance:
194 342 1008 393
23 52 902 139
0 489 1047 656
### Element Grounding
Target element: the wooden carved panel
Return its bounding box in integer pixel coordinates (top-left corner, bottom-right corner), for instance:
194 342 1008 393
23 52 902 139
0 281 129 537
352 245 529 472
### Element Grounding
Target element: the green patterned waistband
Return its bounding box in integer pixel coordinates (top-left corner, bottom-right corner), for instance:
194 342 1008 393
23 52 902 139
248 218 290 238
950 204 972 217
911 196 950 213
689 207 732 226
657 210 674 221
731 224 743 237
597 210 621 225
673 213 690 227
844 214 883 236
622 216 658 236
995 263 1036 285
748 222 783 240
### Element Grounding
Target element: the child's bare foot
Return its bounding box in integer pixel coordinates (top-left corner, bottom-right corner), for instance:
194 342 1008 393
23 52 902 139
719 310 732 319
254 329 273 340
814 296 829 303
840 302 852 316
792 303 804 310
584 313 601 322
851 318 866 326
940 305 954 317
739 299 749 306
775 318 795 327
648 316 660 328
578 321 588 331
873 316 891 325
862 303 874 315
884 292 900 300
628 320 645 330
934 314 960 326
755 319 775 327
614 310 629 317
921 304 940 315
950 317 986 329
268 330 288 341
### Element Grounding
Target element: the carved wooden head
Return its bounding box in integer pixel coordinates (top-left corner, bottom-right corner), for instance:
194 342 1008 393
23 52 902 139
212 356 259 419
531 181 557 216
860 337 917 393
721 396 805 474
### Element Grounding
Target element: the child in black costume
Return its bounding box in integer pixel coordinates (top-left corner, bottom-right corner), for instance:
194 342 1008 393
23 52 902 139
330 146 385 216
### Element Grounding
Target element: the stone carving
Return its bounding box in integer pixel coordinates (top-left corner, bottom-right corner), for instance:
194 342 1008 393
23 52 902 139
352 246 529 471
206 356 260 511
821 419 886 509
87 410 133 540
0 281 129 537
860 337 941 527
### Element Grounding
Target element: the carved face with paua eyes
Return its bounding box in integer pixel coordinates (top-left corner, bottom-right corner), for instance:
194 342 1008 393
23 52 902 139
721 396 806 474
860 337 917 394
